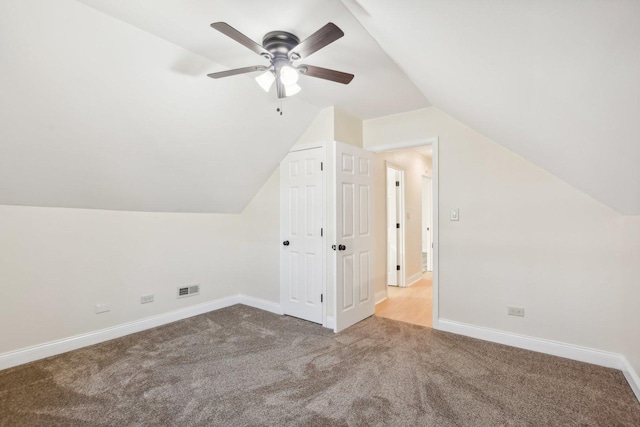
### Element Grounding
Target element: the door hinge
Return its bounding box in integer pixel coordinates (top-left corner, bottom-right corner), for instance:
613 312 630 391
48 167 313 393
396 181 400 187
320 227 323 237
321 294 323 303
397 265 401 271
396 223 400 229
320 162 323 171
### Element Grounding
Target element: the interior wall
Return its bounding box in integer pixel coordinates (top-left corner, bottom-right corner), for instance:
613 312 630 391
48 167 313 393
334 107 363 148
364 106 640 377
0 206 236 353
373 150 432 298
0 163 289 356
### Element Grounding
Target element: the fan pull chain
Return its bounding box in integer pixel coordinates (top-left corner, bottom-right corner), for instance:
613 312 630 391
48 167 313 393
277 99 283 116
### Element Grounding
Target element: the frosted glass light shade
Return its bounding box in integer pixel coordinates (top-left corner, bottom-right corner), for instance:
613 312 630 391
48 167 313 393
255 71 275 92
280 66 299 86
285 83 301 97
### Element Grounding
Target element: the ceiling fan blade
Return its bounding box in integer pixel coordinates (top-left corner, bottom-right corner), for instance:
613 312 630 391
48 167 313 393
207 65 267 79
299 65 354 84
210 22 273 59
289 23 344 60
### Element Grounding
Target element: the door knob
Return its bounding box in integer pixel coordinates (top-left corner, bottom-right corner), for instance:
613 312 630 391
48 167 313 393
283 240 290 246
331 244 337 251
338 244 346 251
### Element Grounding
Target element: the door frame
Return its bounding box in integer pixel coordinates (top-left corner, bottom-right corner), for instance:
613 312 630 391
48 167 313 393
385 162 406 287
367 137 440 328
280 142 328 328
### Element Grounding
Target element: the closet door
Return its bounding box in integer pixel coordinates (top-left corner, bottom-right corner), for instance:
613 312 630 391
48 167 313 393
280 147 324 324
334 142 374 332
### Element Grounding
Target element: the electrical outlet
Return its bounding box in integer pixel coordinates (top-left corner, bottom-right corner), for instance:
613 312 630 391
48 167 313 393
141 294 154 304
508 306 525 317
95 303 111 314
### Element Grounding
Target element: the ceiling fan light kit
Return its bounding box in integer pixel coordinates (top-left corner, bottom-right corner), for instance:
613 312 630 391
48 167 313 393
207 22 354 114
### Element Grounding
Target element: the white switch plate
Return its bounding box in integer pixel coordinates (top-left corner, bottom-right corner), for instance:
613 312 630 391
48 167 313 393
95 303 111 314
450 208 459 221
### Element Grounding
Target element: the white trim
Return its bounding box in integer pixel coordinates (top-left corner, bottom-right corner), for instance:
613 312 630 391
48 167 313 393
431 138 439 329
326 316 336 330
437 318 640 402
367 137 439 153
238 295 283 315
437 319 621 367
406 272 423 287
375 289 388 304
622 357 640 402
0 295 282 372
289 141 326 152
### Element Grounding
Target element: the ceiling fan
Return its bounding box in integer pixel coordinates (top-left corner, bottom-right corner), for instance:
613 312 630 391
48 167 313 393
207 22 354 102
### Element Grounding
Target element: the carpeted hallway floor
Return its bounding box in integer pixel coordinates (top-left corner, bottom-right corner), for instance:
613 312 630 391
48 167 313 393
1 305 639 426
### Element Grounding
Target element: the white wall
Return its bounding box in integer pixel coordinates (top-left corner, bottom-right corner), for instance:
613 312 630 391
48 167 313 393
334 107 363 148
0 169 285 355
373 150 431 296
364 107 640 377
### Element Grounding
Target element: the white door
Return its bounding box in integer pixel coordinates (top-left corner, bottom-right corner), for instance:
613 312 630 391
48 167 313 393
386 169 398 286
335 142 374 332
280 147 324 324
422 176 433 272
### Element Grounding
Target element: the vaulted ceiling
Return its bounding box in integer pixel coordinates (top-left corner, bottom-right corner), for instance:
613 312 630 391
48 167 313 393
344 0 640 214
1 0 638 214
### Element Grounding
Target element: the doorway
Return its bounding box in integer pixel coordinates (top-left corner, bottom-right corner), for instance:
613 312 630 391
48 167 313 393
373 139 439 328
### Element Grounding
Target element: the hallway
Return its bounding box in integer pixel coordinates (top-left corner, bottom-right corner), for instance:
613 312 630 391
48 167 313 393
375 272 433 327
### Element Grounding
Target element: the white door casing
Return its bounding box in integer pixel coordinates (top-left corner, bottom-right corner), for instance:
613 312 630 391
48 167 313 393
280 147 324 324
335 142 374 332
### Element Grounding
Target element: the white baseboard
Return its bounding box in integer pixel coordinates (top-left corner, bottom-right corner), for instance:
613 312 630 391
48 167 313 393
238 294 283 315
375 290 388 304
436 319 640 403
0 294 282 371
621 356 640 403
406 272 423 287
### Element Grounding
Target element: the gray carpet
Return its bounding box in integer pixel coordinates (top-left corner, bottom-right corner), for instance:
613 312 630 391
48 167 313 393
1 305 639 426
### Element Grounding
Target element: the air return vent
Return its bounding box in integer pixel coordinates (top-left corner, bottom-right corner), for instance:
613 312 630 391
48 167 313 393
177 284 200 299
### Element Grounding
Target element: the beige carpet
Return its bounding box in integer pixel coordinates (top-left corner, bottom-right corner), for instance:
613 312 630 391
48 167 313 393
1 305 639 426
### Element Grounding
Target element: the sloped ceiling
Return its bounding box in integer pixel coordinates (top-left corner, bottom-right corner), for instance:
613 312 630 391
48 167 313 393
3 0 637 215
343 0 640 214
0 0 428 213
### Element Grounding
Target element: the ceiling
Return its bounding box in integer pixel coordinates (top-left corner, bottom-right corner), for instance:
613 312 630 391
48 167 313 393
344 0 640 214
76 0 430 120
0 0 427 213
1 0 638 215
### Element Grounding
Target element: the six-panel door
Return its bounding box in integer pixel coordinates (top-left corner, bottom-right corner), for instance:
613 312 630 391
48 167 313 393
280 147 324 324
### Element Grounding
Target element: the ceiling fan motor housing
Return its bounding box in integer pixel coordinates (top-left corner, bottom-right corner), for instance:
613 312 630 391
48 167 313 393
262 31 300 56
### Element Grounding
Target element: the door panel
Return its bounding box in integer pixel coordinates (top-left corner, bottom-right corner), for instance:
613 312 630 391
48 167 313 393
335 142 374 332
280 148 324 324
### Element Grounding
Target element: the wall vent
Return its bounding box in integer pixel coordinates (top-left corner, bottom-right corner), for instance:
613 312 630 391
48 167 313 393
177 284 200 299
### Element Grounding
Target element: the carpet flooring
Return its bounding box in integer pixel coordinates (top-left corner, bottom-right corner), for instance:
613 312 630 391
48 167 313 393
1 305 639 426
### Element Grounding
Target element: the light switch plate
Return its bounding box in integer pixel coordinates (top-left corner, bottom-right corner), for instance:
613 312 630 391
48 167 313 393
450 208 459 221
